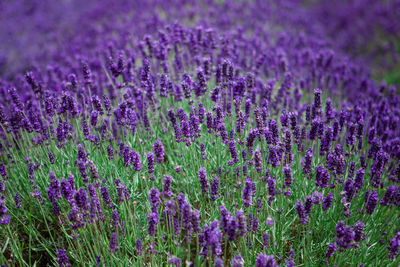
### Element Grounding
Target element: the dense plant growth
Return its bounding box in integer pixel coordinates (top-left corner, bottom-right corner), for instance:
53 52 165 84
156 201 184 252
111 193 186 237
0 0 399 266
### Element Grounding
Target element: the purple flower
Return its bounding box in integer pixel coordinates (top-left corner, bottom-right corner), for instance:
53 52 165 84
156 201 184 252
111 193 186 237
304 196 313 215
263 233 269 250
354 168 365 193
115 179 130 202
236 210 247 236
0 162 8 180
198 167 209 195
109 232 119 253
268 146 281 168
148 188 161 212
56 248 71 267
47 171 61 202
200 220 222 257
365 190 378 214
380 185 396 206
231 254 244 267
61 177 75 203
243 177 255 208
191 209 201 233
112 209 120 229
335 221 355 249
388 232 400 259
132 152 142 171
284 166 292 188
254 150 262 173
48 152 55 164
295 200 308 224
136 238 143 256
265 216 274 226
90 110 98 127
107 145 114 160
229 141 239 165
325 242 336 258
148 212 159 236
214 258 224 267
255 253 278 267
100 186 113 207
210 177 219 201
302 148 313 176
75 187 89 210
147 152 155 174
168 254 181 267
267 177 276 197
0 195 10 225
354 221 365 242
153 138 165 163
268 119 279 145
163 175 173 198
322 193 333 210
14 193 21 209
343 178 355 201
313 88 322 115
200 143 207 160
316 166 330 188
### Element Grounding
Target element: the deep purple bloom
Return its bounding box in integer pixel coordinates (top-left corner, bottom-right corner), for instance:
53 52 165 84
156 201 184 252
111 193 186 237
163 175 173 198
148 211 159 236
295 200 308 224
354 168 365 193
263 233 269 250
14 193 21 209
325 242 336 258
255 253 278 267
365 190 378 214
56 248 71 267
316 166 330 188
354 221 365 242
109 232 119 253
75 187 89 210
0 162 8 180
254 149 262 173
267 177 276 197
47 171 61 202
147 152 155 174
284 166 292 188
211 177 219 200
336 221 355 249
136 238 143 256
380 185 396 206
0 195 10 225
243 177 255 207
304 196 313 214
229 140 239 165
148 188 161 212
322 192 333 210
198 167 209 195
100 186 113 207
48 152 55 164
107 145 114 160
388 232 400 259
303 148 313 176
115 179 130 202
112 209 120 229
153 138 165 163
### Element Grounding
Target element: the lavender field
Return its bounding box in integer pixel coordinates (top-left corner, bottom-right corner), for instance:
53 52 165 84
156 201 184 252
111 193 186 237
0 0 400 266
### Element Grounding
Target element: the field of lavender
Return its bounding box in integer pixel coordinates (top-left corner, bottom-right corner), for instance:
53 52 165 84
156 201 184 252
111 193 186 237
0 0 399 266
